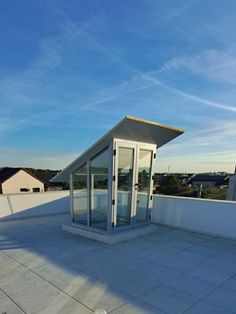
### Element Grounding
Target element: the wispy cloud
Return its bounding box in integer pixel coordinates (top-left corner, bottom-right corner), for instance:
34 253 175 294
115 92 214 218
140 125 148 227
160 49 236 85
0 147 78 169
156 150 236 173
81 55 236 114
160 0 201 22
1 2 236 173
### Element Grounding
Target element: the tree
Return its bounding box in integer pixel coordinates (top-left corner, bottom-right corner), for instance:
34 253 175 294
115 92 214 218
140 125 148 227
201 185 226 200
156 175 197 197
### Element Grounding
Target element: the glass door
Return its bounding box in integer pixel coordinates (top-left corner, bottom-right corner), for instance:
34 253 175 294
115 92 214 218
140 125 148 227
116 144 136 227
135 148 154 225
114 140 155 230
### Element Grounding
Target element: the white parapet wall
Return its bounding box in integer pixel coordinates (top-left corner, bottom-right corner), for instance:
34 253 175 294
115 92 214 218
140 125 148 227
152 194 236 239
1 191 236 239
0 191 70 221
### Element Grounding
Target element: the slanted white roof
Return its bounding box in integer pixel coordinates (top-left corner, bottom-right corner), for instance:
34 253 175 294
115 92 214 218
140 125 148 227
51 116 184 182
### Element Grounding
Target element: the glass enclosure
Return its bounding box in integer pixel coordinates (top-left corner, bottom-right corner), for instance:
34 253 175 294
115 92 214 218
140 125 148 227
136 149 153 223
72 164 88 225
90 148 109 230
117 147 134 227
71 140 155 233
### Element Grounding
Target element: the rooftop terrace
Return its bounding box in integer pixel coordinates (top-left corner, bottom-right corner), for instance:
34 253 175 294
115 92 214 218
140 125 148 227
1 212 236 314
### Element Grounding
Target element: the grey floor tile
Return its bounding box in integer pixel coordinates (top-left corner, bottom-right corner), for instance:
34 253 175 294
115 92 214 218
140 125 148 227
0 253 19 272
61 247 115 270
0 291 24 314
133 263 181 284
139 284 199 314
206 286 236 313
2 215 236 314
82 260 125 283
157 251 204 272
174 233 211 245
166 238 196 249
31 260 71 280
34 298 92 314
1 267 38 295
139 245 182 263
110 268 161 297
109 254 148 272
111 299 165 314
186 264 233 285
49 271 98 296
4 249 50 269
185 301 233 314
111 241 145 254
165 273 218 298
201 239 235 251
9 279 68 313
126 237 158 249
72 280 131 312
221 275 236 291
199 256 236 276
188 245 220 257
214 251 236 263
1 246 33 260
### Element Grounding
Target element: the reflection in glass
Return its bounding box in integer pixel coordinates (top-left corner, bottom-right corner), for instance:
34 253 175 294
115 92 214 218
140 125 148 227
90 148 108 230
117 147 134 226
72 164 88 225
136 150 152 223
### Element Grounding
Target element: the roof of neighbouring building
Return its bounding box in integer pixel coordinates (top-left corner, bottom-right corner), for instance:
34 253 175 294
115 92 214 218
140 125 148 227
189 174 229 186
0 168 21 184
0 167 44 184
51 116 184 182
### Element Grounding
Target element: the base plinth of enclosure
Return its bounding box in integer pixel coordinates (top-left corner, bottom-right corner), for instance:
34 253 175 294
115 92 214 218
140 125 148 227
62 223 158 244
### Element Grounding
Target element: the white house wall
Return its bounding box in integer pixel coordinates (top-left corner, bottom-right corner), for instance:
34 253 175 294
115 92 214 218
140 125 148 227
2 170 44 194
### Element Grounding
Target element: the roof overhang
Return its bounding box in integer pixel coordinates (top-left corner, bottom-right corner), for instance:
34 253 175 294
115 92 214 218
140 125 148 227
51 116 184 182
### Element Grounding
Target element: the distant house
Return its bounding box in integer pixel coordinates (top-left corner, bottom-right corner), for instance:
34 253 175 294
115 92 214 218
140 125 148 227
189 173 229 188
0 168 44 194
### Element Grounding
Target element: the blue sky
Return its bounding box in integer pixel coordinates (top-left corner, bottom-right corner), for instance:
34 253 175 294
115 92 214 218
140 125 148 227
0 0 236 172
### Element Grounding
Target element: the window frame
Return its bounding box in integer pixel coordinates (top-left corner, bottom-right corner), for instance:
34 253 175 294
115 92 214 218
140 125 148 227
71 144 112 232
71 162 88 225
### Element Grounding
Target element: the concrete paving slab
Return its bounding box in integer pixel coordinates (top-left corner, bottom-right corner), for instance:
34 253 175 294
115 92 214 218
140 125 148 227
34 298 92 314
165 273 218 298
206 286 236 313
9 279 68 314
0 290 24 314
111 299 165 314
185 301 233 314
139 284 199 314
1 213 236 314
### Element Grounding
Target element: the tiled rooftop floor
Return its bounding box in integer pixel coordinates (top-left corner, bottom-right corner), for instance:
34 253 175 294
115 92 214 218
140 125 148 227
1 214 236 313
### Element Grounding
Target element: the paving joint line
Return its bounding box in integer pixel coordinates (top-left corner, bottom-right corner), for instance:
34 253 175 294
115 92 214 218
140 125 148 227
0 250 93 313
0 287 27 314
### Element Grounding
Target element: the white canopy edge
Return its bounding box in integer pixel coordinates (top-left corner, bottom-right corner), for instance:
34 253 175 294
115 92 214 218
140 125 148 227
51 116 184 182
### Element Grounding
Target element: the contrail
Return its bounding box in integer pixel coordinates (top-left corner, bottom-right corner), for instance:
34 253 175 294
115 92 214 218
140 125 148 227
79 28 236 114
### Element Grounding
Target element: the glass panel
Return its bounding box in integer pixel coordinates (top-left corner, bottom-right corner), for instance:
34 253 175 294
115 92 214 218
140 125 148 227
136 149 152 223
117 147 134 227
90 148 109 230
72 164 87 225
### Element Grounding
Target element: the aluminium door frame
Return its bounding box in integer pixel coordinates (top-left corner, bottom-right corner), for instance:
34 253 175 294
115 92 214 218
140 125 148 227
113 139 137 230
133 143 156 227
112 138 156 231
